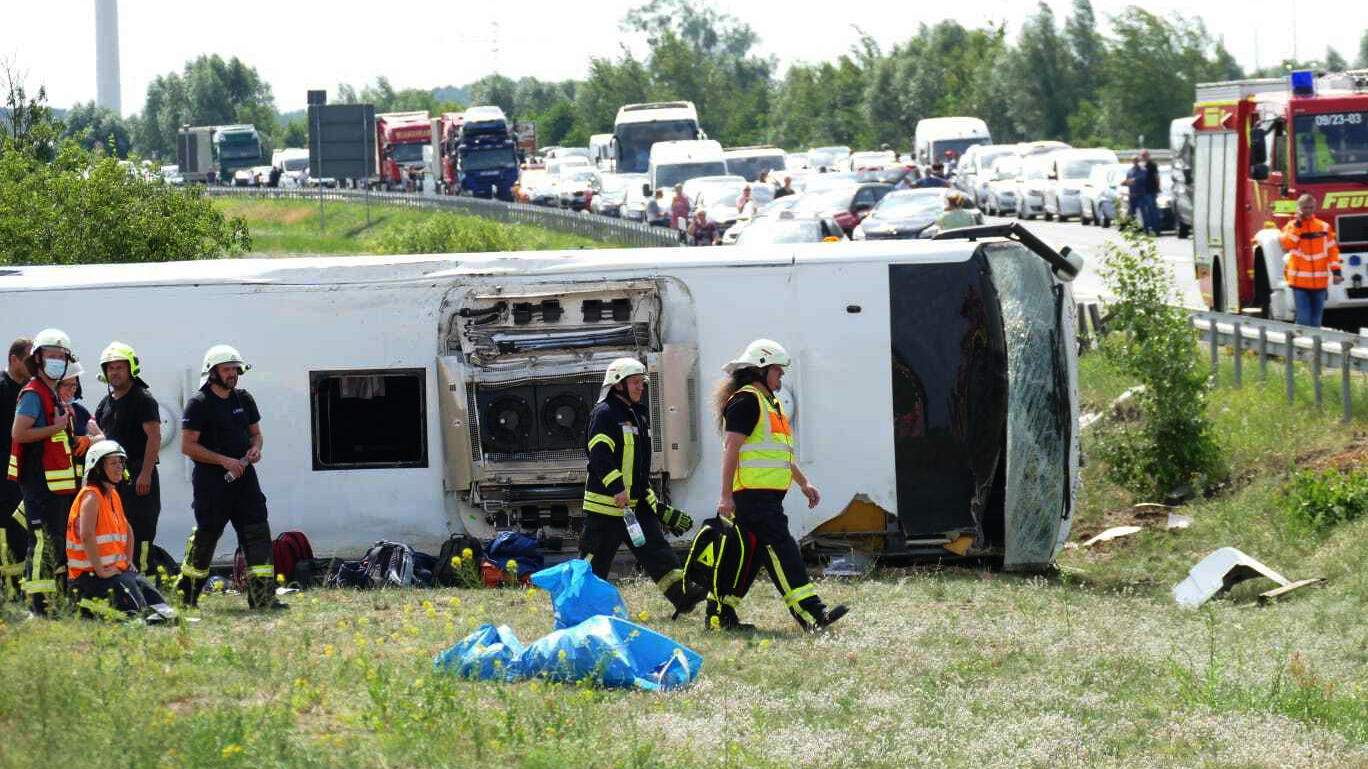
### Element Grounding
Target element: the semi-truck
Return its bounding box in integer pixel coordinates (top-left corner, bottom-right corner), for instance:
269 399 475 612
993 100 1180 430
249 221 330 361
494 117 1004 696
914 117 991 168
0 233 1082 569
176 124 263 184
439 112 464 194
1191 69 1368 320
455 105 519 200
375 111 432 191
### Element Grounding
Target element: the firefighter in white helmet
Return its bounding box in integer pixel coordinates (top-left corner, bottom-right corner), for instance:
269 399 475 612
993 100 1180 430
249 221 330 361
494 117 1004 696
176 344 286 610
8 329 82 614
712 339 847 632
580 357 706 618
94 341 164 575
65 439 175 621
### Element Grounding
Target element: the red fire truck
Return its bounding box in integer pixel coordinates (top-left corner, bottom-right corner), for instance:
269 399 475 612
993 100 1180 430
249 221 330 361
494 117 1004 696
375 111 432 191
1191 70 1368 320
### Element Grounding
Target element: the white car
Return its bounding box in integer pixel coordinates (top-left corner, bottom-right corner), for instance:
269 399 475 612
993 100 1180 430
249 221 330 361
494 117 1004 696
1041 148 1120 221
981 155 1021 216
807 146 851 173
849 150 897 170
1079 163 1129 226
1014 154 1054 220
557 167 601 211
681 175 747 209
958 144 1022 209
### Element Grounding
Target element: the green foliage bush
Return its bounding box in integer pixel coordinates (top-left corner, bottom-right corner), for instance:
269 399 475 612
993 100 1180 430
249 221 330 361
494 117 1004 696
0 139 251 264
367 213 520 254
1280 468 1368 533
1093 227 1226 497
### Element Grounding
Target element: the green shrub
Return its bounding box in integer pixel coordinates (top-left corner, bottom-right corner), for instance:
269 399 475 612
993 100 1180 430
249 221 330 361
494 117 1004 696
367 213 518 254
1093 226 1226 497
1280 467 1368 533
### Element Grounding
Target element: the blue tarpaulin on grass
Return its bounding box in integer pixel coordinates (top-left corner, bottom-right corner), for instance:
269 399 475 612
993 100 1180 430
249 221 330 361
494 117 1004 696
434 560 703 690
529 558 628 630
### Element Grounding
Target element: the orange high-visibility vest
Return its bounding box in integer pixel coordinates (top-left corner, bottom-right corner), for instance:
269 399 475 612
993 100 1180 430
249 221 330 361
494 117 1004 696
6 380 79 495
65 485 130 579
1281 216 1341 290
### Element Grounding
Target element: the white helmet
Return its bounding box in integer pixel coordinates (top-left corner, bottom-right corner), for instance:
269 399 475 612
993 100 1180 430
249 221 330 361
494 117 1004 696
599 357 647 401
59 361 85 382
84 439 127 483
722 339 791 374
33 328 77 361
201 344 251 377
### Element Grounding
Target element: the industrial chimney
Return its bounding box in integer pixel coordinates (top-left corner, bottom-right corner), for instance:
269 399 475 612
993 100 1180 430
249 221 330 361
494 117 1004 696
95 0 121 115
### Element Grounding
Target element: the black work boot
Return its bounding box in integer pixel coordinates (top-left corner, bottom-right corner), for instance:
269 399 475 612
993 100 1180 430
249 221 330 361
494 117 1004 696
176 576 204 609
705 602 755 632
247 577 289 610
666 582 708 619
807 604 849 633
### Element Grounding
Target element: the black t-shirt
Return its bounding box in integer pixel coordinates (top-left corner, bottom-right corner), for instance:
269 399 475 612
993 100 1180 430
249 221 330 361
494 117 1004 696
0 372 23 444
723 389 787 503
96 386 160 472
182 385 260 469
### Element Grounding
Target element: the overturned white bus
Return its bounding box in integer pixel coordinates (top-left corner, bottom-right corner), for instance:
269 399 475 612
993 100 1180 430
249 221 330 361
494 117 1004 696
1 225 1080 570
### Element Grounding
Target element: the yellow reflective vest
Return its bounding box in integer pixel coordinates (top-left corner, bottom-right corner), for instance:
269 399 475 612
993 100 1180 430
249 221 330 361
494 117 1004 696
728 385 795 492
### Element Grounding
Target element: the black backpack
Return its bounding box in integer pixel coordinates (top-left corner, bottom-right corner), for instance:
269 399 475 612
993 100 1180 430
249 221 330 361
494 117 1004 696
433 534 485 587
327 560 370 589
682 516 759 601
362 541 416 588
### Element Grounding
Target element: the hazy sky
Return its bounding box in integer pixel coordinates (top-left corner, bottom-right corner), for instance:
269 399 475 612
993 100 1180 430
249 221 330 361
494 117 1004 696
3 0 1364 115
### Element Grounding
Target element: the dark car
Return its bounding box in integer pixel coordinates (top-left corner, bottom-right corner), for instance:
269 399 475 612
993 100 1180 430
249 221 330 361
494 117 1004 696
734 213 847 245
852 188 983 240
790 182 894 235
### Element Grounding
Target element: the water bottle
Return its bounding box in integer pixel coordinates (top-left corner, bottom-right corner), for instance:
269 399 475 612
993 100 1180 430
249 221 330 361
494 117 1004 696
623 506 646 548
224 457 248 484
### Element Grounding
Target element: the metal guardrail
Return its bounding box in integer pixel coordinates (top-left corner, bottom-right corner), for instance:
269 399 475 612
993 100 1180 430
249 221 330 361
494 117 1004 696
204 186 684 249
1078 300 1368 423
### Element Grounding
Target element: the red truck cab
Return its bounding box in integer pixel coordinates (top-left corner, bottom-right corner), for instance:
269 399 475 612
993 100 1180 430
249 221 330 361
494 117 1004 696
1192 71 1368 320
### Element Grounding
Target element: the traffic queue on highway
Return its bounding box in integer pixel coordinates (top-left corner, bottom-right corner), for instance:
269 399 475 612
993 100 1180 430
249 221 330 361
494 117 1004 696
510 106 1188 248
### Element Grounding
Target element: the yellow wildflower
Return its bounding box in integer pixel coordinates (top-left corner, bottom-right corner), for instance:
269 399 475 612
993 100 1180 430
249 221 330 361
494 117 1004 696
709 615 721 631
447 596 461 608
505 559 518 573
276 573 285 584
322 644 336 657
451 556 462 567
221 744 244 758
637 611 650 622
462 548 474 559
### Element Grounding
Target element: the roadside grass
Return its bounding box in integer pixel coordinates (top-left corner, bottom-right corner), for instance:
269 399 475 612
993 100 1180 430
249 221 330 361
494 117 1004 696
1 346 1365 767
212 199 606 255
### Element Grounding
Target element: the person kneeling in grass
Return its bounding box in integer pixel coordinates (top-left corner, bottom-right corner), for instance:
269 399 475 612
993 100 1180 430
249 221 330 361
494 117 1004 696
66 440 175 622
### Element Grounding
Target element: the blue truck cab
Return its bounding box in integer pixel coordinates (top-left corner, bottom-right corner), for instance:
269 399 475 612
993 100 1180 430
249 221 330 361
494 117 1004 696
458 106 519 201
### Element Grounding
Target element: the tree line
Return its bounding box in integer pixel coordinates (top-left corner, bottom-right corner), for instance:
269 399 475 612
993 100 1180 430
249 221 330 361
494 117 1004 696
24 2 1368 161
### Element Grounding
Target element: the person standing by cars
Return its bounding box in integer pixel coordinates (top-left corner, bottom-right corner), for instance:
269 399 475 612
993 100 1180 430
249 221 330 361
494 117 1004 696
737 185 757 220
1282 194 1342 328
177 344 286 611
916 163 949 188
714 339 847 632
579 358 706 618
935 192 978 231
9 329 81 615
774 176 796 198
94 342 162 575
646 190 666 226
670 184 691 231
0 337 31 599
1137 150 1161 235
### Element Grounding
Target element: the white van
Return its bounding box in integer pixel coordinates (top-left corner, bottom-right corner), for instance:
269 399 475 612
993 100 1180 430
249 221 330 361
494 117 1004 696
914 116 991 167
646 139 726 195
723 145 786 182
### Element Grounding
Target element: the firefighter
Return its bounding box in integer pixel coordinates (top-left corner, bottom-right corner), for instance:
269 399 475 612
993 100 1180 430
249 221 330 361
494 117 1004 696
176 344 286 610
1281 194 1342 328
66 439 173 621
580 357 706 618
1 337 32 600
714 339 847 632
94 342 163 574
8 329 82 615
